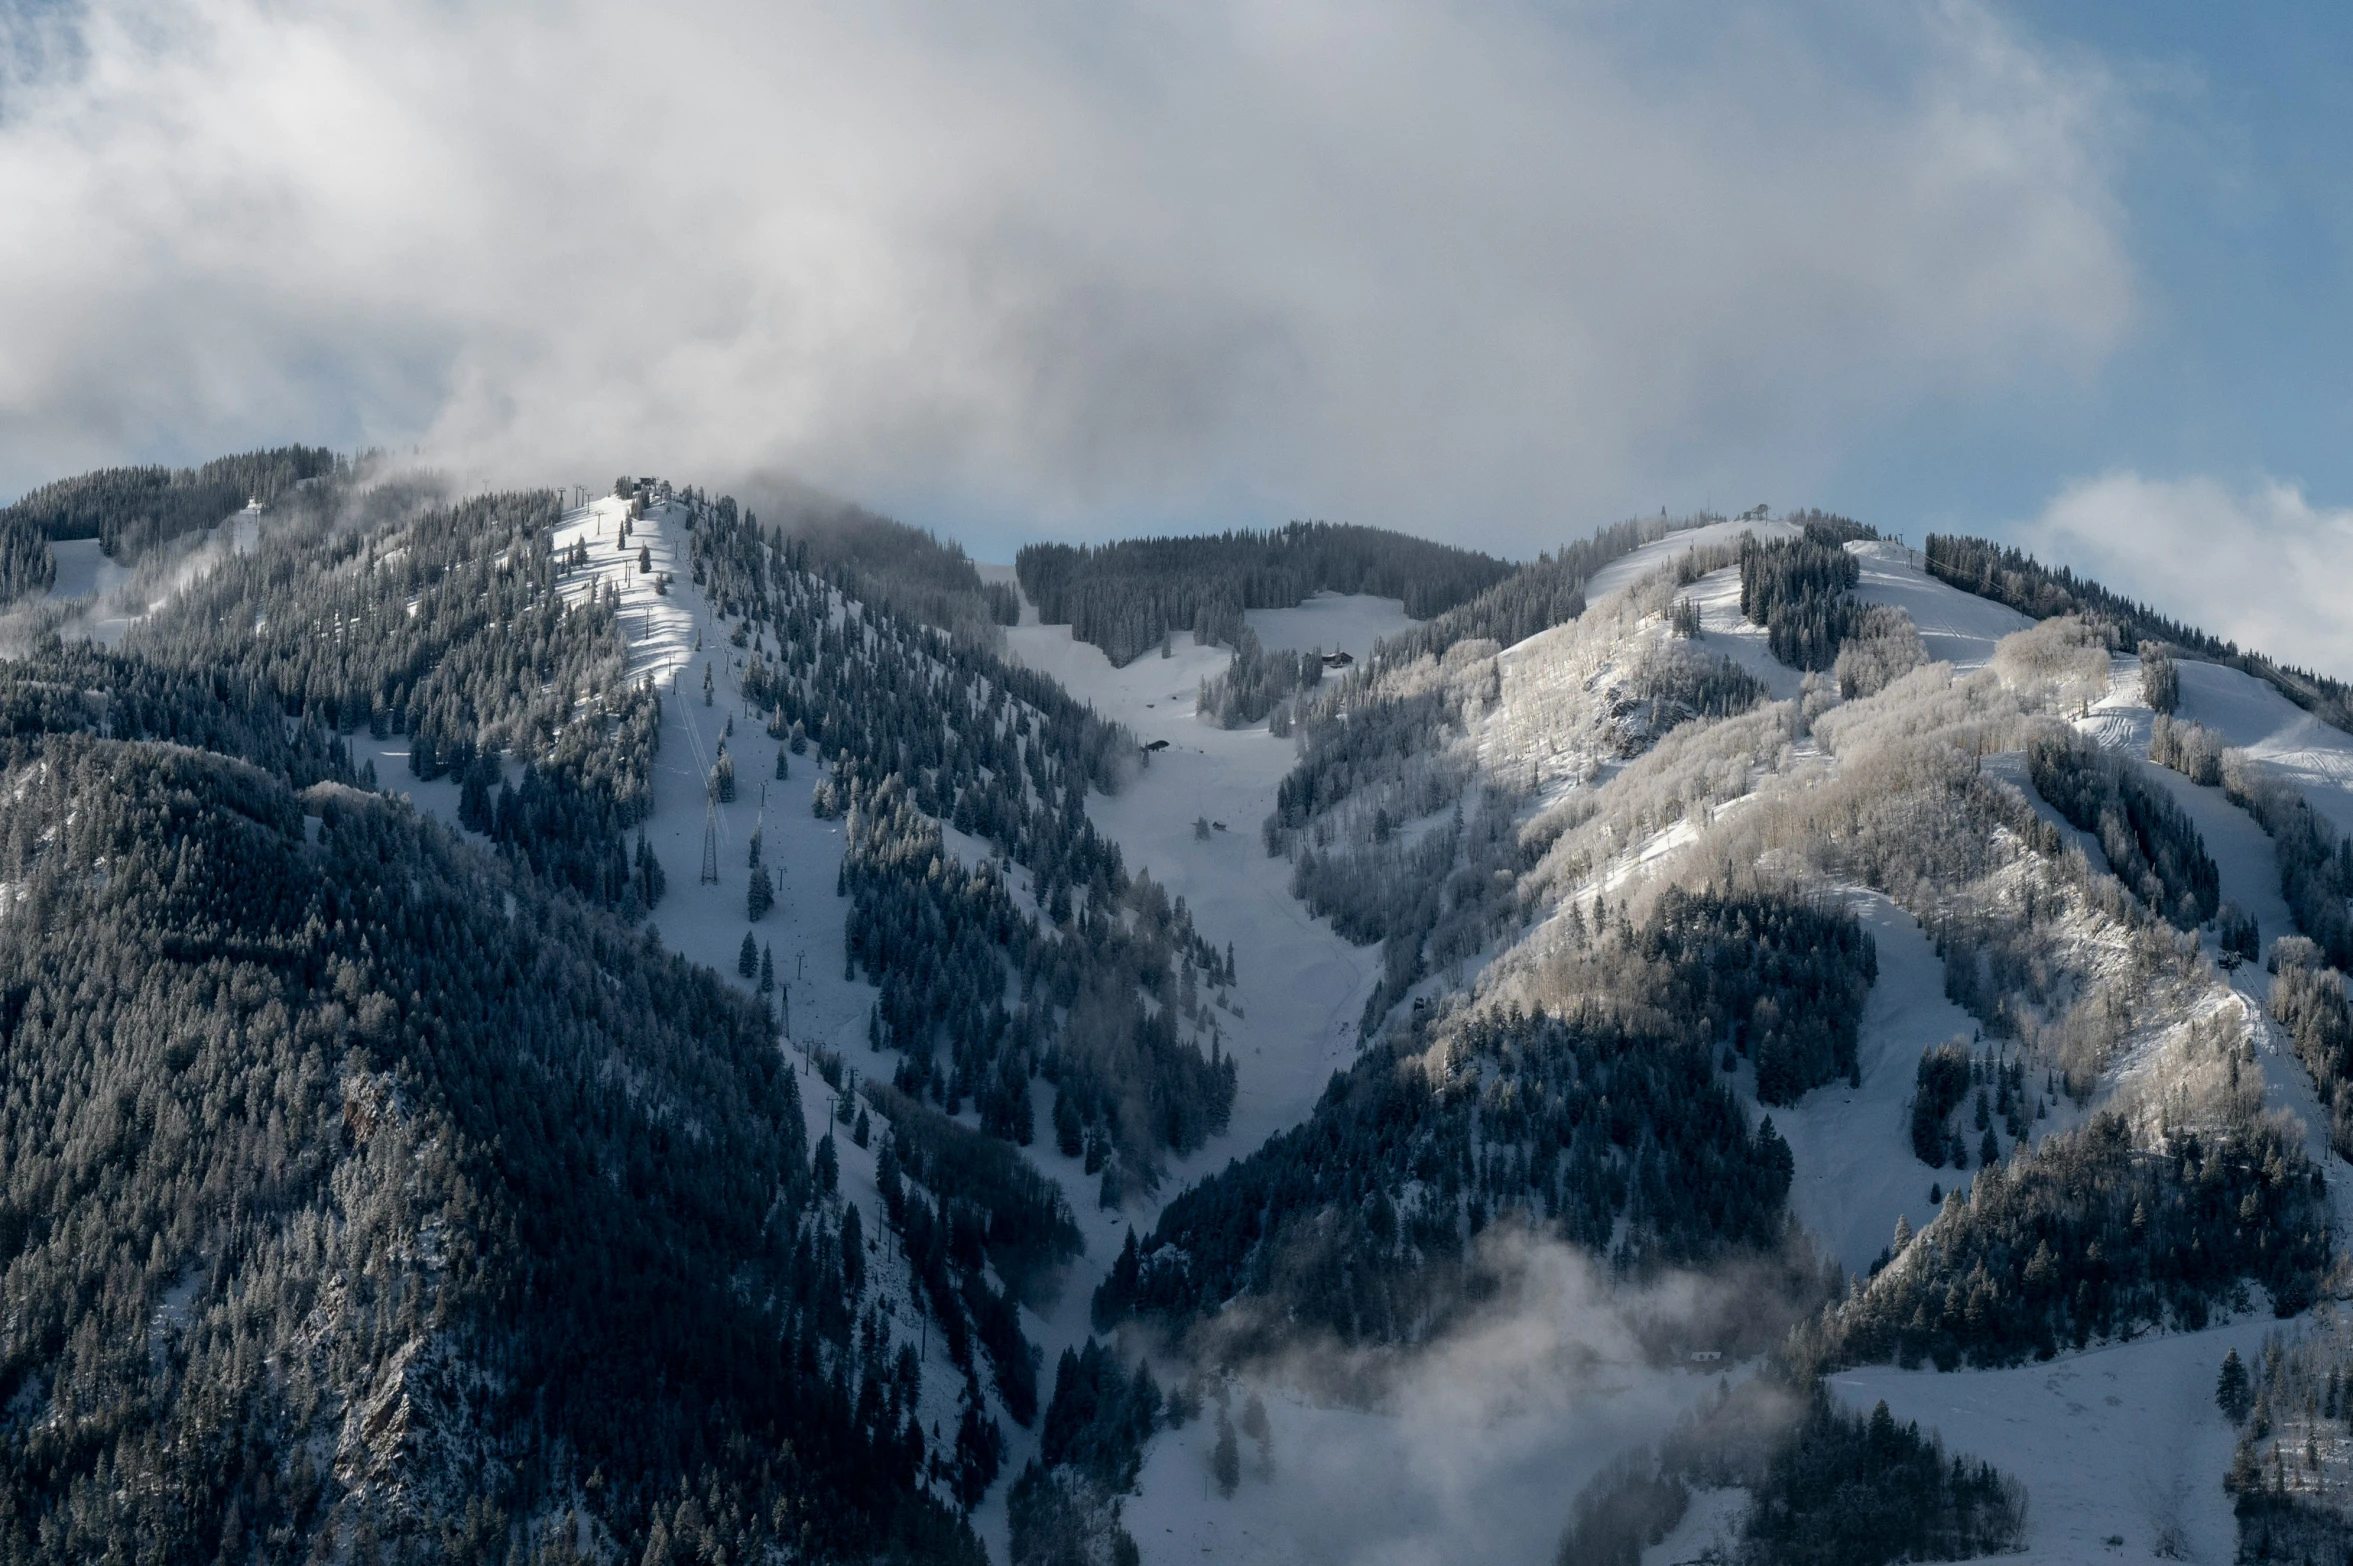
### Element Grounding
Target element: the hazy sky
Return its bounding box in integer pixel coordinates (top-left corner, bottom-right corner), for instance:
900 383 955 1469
1 1 2347 665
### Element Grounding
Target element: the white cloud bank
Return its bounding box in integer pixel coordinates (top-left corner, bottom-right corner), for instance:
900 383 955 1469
0 0 2131 550
2028 471 2353 680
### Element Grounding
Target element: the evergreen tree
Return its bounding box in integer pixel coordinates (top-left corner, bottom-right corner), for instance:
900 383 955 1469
2220 1348 2254 1425
1212 1409 1241 1497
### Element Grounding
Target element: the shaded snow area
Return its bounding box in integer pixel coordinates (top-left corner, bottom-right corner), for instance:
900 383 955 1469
1773 894 1982 1278
1243 591 1415 660
1831 1318 2278 1565
43 537 131 601
997 610 1383 1165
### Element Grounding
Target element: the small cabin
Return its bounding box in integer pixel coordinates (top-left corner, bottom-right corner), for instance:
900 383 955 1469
1320 650 1355 669
1143 739 1170 753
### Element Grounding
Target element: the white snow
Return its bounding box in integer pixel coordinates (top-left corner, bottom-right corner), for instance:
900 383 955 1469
1244 591 1415 660
1772 894 1982 1279
997 608 1384 1169
43 538 131 602
1581 518 1792 605
1848 539 2033 673
1831 1317 2277 1565
2173 656 2353 840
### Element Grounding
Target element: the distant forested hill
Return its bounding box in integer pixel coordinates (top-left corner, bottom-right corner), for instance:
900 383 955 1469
1015 521 1513 666
737 473 1020 643
0 647 971 1564
0 446 339 600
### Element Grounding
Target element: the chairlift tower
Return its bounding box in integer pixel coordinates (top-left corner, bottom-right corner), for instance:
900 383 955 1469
700 771 722 886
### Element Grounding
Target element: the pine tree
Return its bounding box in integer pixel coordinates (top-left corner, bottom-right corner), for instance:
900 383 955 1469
1212 1408 1240 1496
748 866 774 921
737 932 758 978
759 945 775 994
2220 1348 2254 1425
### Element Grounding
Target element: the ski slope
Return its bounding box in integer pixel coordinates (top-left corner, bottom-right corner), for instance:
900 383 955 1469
1244 590 1415 660
1849 539 2032 672
43 538 131 601
1772 894 1983 1278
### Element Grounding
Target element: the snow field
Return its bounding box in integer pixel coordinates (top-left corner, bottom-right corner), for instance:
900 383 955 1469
1830 1318 2278 1565
1772 894 1987 1279
1243 590 1416 660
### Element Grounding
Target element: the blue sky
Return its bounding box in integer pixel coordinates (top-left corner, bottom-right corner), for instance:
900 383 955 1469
0 1 2346 667
1831 4 2353 532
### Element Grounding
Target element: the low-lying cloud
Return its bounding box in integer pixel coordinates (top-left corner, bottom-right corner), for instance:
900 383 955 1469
1 0 2131 553
1133 1231 1807 1564
2027 469 2353 679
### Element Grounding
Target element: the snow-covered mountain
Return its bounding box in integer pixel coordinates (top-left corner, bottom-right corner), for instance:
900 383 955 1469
5 465 2352 1566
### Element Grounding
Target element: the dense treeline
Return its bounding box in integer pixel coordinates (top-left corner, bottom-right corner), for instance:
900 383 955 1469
1557 1380 2025 1566
0 643 349 784
1004 1340 1162 1566
1016 521 1511 667
1739 525 1865 672
1733 1393 2026 1566
1640 889 1878 1105
863 1094 1043 1443
126 485 662 911
2025 728 2219 927
0 447 339 599
682 494 1234 1179
863 1083 1082 1300
1927 531 2353 736
0 518 48 603
739 476 1018 644
0 703 969 1561
837 768 1234 1184
1095 889 1873 1344
1907 1045 2037 1170
1821 1112 2328 1370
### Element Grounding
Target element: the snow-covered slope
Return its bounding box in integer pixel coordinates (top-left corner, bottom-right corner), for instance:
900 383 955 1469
1849 538 2033 671
336 505 2353 1563
1244 590 1415 660
1833 1319 2274 1566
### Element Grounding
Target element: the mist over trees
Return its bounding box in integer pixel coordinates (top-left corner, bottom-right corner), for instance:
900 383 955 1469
0 447 340 604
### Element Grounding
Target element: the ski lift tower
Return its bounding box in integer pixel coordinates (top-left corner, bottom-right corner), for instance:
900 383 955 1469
700 766 722 885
